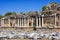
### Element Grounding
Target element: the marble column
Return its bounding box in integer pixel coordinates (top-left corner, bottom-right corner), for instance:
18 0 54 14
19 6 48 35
24 18 25 26
1 19 4 26
25 18 27 27
19 18 20 27
31 18 33 27
36 16 38 27
28 18 29 27
18 18 19 27
8 18 10 27
21 18 23 27
1 19 2 26
3 19 4 26
42 15 44 27
55 14 56 28
21 18 22 27
20 18 21 27
23 18 24 27
39 17 41 27
24 18 26 27
22 18 24 27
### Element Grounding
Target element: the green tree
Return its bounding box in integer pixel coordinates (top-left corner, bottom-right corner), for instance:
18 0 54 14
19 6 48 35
42 6 47 11
5 12 12 16
5 12 16 16
11 12 16 15
50 2 57 4
0 15 3 19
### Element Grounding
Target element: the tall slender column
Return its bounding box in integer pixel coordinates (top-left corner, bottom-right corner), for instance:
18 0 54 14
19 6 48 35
36 17 38 27
28 18 29 27
39 17 41 27
21 18 23 26
55 14 56 28
22 18 24 27
3 19 4 26
19 18 20 27
1 19 2 26
24 18 25 26
24 18 25 27
25 18 26 27
31 18 33 27
1 19 4 26
20 18 21 27
42 15 44 27
8 18 10 27
18 18 19 26
23 18 24 26
21 18 22 27
14 20 15 27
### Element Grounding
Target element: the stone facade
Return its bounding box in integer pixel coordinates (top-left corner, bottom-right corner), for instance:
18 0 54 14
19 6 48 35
0 13 60 32
0 3 60 40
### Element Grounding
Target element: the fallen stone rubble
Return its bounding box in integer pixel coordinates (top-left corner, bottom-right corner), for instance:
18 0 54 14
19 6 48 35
0 30 60 39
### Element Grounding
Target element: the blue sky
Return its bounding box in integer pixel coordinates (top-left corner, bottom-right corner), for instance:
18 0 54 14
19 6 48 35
0 0 60 15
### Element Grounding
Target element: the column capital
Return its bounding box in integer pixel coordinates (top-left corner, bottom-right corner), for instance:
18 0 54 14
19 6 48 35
42 15 44 17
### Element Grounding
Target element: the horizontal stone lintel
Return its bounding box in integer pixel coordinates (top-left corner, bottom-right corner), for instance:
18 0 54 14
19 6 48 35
0 26 60 29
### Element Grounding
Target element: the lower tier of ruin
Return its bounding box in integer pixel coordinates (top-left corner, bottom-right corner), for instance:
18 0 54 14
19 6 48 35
0 27 60 40
0 27 60 32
